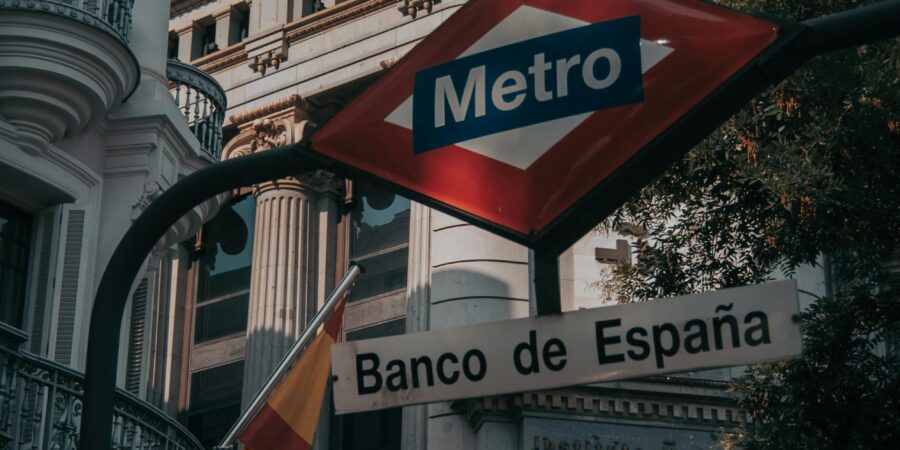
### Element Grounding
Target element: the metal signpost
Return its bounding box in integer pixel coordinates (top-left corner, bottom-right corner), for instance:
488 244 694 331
80 1 900 448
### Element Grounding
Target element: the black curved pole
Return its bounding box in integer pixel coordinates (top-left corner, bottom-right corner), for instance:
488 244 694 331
792 0 900 56
79 144 320 449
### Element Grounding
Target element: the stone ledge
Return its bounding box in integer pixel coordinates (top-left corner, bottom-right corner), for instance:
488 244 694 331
464 387 749 430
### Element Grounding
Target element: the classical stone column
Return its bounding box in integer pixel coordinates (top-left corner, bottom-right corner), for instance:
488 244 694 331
218 97 341 407
402 202 432 450
425 211 530 449
130 0 169 82
241 171 342 407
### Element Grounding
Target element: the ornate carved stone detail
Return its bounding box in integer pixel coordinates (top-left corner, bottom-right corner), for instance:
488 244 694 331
229 95 315 127
251 169 344 197
222 96 316 162
248 47 288 75
380 57 400 70
132 181 162 220
220 95 343 197
250 119 289 152
0 323 204 449
398 0 441 19
297 170 345 197
0 4 139 149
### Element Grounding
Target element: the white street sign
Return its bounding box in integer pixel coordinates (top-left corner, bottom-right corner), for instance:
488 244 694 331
331 280 802 414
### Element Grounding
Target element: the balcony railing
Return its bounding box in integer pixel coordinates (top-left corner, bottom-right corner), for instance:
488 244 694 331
0 0 134 43
0 322 203 450
167 59 228 161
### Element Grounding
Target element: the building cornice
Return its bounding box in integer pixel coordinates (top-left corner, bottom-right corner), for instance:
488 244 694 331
464 387 747 432
194 42 247 74
284 0 397 44
228 94 314 126
170 0 215 17
185 0 421 75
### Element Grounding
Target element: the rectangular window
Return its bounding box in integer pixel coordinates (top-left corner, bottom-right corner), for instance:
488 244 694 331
349 247 408 302
0 201 31 329
194 293 250 344
346 319 406 342
186 197 255 447
195 21 218 59
195 195 254 302
188 361 245 449
168 32 180 60
239 14 249 41
339 409 402 450
349 182 410 303
231 3 251 45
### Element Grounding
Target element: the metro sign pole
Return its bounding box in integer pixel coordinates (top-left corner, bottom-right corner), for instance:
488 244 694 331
80 1 900 448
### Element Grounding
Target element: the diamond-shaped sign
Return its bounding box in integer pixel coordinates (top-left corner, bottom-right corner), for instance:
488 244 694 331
312 0 783 248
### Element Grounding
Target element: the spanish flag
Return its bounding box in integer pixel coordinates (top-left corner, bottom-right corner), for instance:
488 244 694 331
239 297 346 450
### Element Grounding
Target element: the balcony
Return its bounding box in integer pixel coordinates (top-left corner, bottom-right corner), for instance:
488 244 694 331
0 0 139 152
167 59 227 161
0 322 203 450
0 0 135 42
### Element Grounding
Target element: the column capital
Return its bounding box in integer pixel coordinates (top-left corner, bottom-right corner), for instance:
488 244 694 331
221 94 344 197
297 170 344 197
224 117 343 198
252 169 343 197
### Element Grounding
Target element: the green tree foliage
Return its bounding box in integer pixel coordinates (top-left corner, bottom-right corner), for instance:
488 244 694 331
600 0 900 448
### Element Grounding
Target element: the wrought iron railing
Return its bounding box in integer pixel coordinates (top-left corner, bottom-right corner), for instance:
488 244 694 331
0 0 135 43
167 59 228 161
0 322 203 450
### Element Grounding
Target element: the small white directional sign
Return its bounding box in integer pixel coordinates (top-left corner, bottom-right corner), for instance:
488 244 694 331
331 280 802 414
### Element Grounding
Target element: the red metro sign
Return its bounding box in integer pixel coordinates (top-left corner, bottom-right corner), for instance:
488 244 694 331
312 0 787 250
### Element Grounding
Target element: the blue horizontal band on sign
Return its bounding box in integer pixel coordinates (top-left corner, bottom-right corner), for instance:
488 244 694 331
412 15 644 154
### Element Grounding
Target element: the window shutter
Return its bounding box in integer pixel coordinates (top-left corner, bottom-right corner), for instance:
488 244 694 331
50 206 89 367
126 278 149 395
28 209 60 355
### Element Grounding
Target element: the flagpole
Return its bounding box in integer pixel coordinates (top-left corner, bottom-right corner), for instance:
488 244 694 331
217 263 364 449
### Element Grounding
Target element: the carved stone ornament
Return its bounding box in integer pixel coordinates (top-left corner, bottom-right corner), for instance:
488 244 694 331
250 118 289 152
219 95 343 197
132 181 162 220
248 47 288 75
297 170 345 197
222 118 300 162
228 94 320 126
398 0 441 19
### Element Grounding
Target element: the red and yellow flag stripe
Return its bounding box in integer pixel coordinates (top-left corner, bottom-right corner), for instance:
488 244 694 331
240 298 346 450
